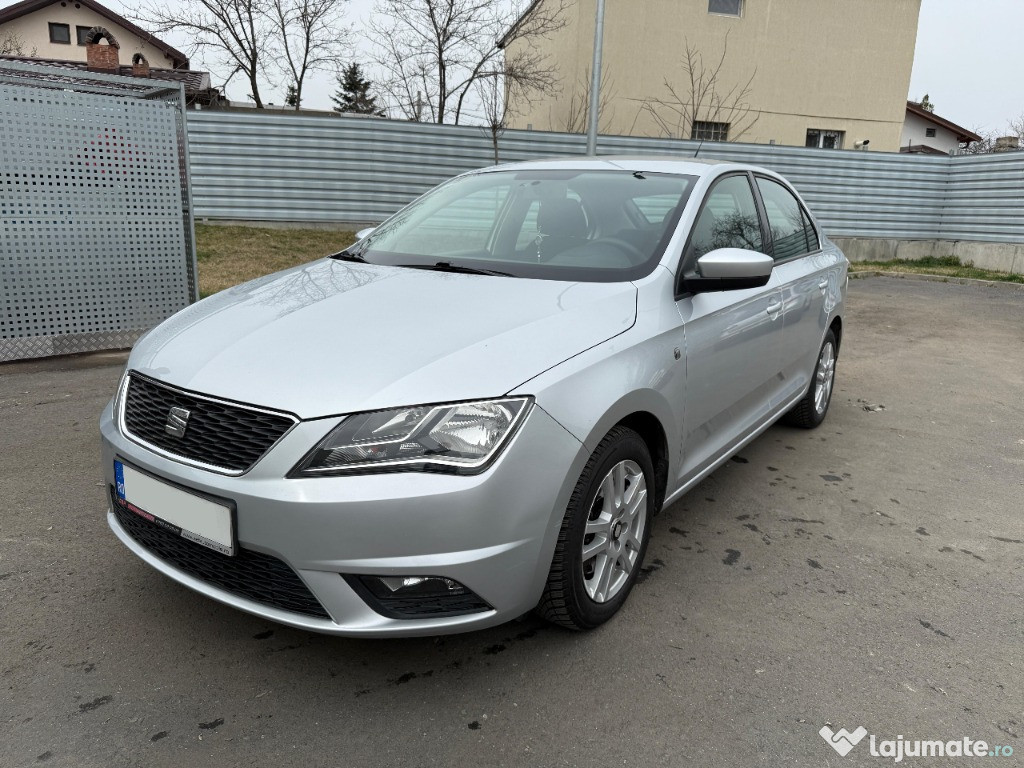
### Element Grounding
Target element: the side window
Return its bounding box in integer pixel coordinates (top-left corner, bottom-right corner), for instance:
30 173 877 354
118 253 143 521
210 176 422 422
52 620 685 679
398 183 512 255
756 178 818 260
687 175 763 264
631 193 680 225
515 200 542 250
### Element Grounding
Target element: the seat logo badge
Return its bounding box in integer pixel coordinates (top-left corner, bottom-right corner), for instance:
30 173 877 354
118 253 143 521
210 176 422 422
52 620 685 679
165 407 191 438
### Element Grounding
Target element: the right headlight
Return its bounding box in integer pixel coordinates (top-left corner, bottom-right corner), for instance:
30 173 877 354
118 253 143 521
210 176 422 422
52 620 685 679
290 397 532 476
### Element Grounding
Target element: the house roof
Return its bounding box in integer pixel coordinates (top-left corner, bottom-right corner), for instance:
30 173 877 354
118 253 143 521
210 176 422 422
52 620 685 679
906 101 981 144
0 54 213 98
899 143 950 156
0 0 189 68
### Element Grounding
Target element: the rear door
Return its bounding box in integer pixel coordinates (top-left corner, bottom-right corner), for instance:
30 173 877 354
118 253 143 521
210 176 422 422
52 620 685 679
753 175 829 405
675 173 784 485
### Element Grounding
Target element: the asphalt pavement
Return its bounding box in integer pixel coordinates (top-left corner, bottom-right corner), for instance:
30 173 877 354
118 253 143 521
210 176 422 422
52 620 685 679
1 276 1021 768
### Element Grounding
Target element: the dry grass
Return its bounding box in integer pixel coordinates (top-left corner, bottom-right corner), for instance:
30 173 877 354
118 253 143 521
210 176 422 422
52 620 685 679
849 255 1024 284
195 224 357 297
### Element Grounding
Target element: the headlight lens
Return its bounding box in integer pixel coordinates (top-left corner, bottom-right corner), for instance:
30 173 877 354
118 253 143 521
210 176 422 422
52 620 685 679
112 367 129 419
292 397 532 476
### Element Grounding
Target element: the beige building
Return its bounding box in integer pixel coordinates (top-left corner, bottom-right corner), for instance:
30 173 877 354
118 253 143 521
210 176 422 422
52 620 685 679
0 0 187 70
504 0 923 152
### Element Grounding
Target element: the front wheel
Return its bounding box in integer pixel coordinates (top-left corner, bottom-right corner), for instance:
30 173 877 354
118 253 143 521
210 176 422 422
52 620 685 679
785 328 838 429
537 426 655 630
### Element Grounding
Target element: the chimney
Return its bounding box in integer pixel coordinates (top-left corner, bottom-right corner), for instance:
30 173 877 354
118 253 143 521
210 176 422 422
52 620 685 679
84 27 120 73
132 53 150 78
994 136 1020 153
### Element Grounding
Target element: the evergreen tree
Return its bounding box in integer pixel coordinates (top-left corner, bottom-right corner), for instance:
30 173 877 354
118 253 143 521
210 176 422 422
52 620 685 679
285 83 299 108
332 63 386 117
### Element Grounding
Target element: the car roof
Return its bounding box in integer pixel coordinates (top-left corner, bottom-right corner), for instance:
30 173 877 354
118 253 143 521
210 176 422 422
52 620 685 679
480 155 764 179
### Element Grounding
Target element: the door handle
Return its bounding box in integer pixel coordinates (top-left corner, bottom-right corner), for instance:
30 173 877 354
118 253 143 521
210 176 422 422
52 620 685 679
818 279 829 291
766 301 782 315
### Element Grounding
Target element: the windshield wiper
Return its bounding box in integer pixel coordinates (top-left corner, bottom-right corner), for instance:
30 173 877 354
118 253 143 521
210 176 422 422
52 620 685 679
399 261 514 277
329 248 367 263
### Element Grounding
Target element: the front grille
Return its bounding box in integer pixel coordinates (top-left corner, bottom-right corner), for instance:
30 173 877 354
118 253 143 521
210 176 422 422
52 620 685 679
112 490 330 620
122 373 295 473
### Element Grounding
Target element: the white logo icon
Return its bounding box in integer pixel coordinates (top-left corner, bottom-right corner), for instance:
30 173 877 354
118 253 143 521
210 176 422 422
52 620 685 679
820 725 868 756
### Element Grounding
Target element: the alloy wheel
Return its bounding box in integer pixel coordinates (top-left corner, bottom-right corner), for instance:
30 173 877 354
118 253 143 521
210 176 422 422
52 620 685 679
581 459 648 603
814 341 836 414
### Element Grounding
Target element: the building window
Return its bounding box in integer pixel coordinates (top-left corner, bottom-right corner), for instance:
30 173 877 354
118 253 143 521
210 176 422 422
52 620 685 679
925 127 937 138
76 25 93 45
708 0 743 15
48 22 71 44
806 129 845 149
692 121 730 142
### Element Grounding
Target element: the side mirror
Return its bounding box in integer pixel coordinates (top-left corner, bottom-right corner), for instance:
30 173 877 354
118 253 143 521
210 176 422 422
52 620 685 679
355 227 376 240
680 248 773 293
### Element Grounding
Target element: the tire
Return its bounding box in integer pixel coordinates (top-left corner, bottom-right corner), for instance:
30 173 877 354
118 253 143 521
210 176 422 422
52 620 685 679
537 426 655 630
784 328 838 429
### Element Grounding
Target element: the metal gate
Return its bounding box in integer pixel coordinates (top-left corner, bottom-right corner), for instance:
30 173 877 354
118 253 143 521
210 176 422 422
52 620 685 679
0 60 197 362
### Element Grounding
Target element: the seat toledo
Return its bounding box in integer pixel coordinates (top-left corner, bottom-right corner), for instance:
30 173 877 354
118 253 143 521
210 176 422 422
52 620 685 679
100 156 847 636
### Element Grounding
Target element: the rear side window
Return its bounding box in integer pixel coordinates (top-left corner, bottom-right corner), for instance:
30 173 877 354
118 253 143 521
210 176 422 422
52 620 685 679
756 177 819 260
687 175 763 263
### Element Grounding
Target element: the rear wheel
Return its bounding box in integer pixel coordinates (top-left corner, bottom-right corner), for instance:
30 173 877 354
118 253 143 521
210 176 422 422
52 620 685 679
785 329 838 429
538 426 654 630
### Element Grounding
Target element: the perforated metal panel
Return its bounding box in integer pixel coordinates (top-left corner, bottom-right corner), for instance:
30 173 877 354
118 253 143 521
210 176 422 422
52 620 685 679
1 61 196 362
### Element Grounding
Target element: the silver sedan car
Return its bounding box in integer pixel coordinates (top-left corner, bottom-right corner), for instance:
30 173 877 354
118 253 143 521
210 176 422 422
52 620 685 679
100 157 847 636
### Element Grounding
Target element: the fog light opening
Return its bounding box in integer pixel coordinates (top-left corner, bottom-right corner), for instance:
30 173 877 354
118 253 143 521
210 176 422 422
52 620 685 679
344 574 492 619
375 575 467 596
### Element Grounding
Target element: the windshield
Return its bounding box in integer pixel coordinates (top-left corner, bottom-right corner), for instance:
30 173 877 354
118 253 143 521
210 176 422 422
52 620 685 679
348 170 696 282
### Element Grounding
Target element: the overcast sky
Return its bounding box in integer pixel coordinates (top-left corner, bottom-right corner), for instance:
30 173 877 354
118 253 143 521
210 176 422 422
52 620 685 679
907 0 1022 133
104 0 1023 134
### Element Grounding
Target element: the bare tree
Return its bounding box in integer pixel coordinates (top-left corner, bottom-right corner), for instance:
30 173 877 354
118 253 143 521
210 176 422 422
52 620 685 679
959 117 1024 155
476 74 507 164
368 0 567 125
558 66 615 134
135 0 274 107
959 128 995 155
641 34 759 142
1 30 36 56
1006 113 1024 144
268 0 347 110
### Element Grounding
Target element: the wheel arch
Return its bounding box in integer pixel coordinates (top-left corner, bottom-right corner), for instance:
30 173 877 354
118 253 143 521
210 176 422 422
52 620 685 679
829 315 843 351
615 412 670 513
565 390 678 514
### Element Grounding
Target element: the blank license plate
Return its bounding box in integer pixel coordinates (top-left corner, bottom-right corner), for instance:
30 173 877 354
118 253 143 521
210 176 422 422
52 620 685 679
114 460 235 556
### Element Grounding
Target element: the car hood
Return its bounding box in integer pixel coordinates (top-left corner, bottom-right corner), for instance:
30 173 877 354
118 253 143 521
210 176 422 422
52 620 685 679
129 260 637 419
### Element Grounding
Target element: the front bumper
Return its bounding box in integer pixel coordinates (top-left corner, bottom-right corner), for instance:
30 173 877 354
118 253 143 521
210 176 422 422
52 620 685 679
100 399 586 636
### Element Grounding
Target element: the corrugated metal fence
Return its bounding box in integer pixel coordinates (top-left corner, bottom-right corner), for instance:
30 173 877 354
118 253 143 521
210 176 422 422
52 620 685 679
187 111 1024 243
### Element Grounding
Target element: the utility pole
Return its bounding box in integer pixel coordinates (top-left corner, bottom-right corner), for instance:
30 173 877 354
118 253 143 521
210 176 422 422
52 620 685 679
585 0 605 155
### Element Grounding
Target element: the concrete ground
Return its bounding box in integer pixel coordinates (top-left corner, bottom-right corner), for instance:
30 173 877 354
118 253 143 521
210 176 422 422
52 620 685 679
1 276 1021 768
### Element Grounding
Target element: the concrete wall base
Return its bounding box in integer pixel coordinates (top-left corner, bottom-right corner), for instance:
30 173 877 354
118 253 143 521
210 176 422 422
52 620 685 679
833 238 1023 275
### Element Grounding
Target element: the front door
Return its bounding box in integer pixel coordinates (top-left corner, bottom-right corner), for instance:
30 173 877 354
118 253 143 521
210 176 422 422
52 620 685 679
674 173 785 485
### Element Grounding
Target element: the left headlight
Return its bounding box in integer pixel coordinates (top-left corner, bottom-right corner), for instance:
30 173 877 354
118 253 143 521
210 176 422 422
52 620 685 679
290 397 533 476
111 367 130 419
